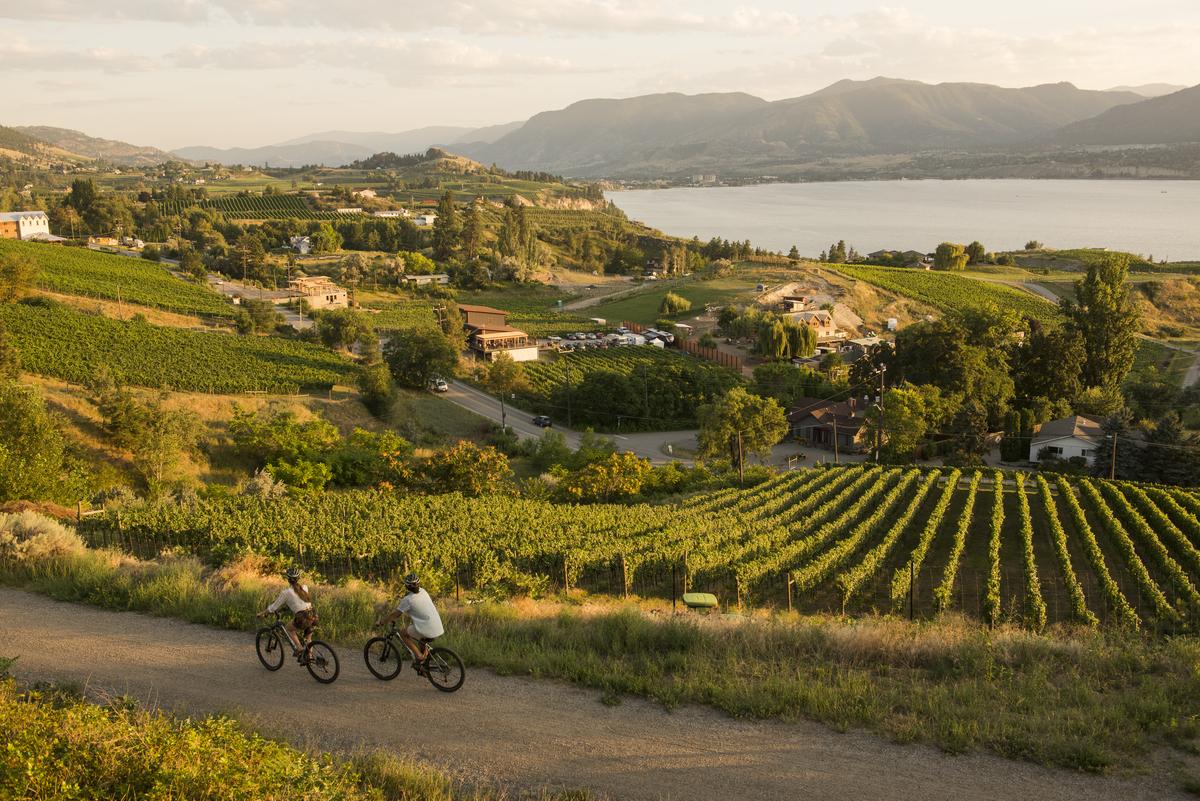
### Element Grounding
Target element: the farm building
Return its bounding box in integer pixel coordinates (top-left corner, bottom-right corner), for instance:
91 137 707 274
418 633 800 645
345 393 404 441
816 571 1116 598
286 276 348 310
460 303 537 362
788 397 871 453
0 210 51 241
412 213 437 227
372 210 406 218
289 235 312 255
1029 415 1104 465
335 207 363 214
400 273 450 287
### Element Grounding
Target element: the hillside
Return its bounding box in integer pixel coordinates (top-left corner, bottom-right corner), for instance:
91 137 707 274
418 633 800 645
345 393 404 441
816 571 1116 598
0 125 87 164
1050 84 1200 146
1107 83 1189 97
14 125 173 166
461 80 1142 177
172 140 376 168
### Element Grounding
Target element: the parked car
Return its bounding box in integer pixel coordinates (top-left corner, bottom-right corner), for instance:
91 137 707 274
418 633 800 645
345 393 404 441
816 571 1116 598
429 377 449 393
532 415 552 428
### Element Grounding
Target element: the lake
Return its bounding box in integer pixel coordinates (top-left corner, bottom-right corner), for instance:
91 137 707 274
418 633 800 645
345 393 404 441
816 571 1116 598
611 180 1200 260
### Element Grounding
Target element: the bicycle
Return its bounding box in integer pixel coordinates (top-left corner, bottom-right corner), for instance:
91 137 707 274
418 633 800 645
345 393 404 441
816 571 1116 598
363 622 465 693
255 612 340 684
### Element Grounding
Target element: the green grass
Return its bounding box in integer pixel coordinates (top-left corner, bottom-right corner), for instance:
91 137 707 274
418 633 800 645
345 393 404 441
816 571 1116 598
2 239 233 317
586 277 757 325
1 298 352 393
5 542 1200 779
1132 338 1193 386
0 673 585 801
386 388 493 444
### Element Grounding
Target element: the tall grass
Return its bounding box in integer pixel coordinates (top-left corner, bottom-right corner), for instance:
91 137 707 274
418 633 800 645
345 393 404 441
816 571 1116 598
4 535 1200 775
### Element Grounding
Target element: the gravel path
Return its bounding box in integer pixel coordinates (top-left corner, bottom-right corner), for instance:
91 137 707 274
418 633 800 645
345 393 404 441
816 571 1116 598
0 589 1182 801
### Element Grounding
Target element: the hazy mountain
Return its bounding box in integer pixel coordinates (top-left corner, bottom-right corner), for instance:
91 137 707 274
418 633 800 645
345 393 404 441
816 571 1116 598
448 120 526 146
1051 84 1200 145
1106 83 1189 98
171 140 375 168
462 79 1142 177
276 126 473 153
14 125 172 166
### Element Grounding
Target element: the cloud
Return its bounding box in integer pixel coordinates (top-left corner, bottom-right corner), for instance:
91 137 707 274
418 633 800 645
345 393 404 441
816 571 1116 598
0 35 154 72
0 0 808 36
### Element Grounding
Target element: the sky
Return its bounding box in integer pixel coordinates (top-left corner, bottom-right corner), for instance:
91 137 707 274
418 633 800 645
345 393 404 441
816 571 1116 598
2 1 1197 150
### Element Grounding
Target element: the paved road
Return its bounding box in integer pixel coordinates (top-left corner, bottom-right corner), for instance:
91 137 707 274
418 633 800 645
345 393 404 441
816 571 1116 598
1 590 1180 801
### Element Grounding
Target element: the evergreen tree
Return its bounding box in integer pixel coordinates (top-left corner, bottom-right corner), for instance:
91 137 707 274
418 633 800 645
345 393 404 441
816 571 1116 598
459 196 483 263
432 190 460 261
1062 254 1140 389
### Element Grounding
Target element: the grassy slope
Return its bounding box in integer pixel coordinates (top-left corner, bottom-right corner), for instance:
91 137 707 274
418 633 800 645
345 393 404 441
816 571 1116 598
586 276 758 325
4 545 1199 779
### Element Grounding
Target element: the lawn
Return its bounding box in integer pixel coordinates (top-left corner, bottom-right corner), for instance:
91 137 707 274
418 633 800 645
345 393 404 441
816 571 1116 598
586 277 758 325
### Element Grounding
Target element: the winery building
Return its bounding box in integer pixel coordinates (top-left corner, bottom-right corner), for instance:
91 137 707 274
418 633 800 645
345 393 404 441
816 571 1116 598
459 303 538 362
0 210 51 240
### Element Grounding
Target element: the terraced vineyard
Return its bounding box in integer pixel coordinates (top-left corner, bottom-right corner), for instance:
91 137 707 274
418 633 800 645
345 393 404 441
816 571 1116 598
830 263 1061 323
1 299 351 394
82 465 1200 630
157 194 366 220
2 239 233 317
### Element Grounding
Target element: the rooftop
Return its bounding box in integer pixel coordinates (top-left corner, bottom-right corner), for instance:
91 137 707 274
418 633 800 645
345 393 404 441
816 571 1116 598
1033 415 1105 443
458 303 509 315
0 210 48 221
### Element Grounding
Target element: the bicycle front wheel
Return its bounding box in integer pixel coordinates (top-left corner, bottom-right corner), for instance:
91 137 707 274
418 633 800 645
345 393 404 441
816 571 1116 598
256 627 284 671
364 636 404 681
305 640 340 684
424 647 465 693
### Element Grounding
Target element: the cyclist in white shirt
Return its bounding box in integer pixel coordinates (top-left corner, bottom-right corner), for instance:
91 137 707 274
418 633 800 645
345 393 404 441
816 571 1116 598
257 566 316 657
377 573 444 671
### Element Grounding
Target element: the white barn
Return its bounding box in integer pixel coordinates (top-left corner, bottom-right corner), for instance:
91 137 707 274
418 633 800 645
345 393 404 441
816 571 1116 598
1029 415 1104 465
0 210 51 240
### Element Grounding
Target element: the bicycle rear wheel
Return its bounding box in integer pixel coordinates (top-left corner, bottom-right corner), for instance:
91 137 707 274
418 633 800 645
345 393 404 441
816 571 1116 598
255 627 284 671
305 640 340 684
364 636 404 680
424 647 465 693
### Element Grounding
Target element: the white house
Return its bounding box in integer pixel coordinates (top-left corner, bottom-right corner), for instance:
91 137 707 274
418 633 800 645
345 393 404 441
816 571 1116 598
412 213 437 227
372 210 405 218
289 235 312 255
0 210 51 241
1029 415 1104 465
400 273 450 287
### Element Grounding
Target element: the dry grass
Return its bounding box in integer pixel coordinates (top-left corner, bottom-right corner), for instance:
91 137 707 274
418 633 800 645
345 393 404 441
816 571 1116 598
33 289 214 329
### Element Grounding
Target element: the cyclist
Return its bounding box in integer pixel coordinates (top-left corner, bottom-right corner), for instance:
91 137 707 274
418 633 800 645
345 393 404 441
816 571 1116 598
257 566 316 659
377 573 444 672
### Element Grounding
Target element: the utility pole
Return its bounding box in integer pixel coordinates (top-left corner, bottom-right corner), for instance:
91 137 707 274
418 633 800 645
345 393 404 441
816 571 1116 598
832 416 840 464
1109 434 1118 480
875 365 887 464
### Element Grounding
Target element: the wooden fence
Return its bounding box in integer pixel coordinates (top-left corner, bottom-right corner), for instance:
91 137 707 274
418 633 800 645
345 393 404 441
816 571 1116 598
622 320 744 371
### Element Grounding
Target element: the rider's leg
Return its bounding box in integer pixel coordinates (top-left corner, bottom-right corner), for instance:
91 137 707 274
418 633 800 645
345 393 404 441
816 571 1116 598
398 628 428 661
284 621 302 653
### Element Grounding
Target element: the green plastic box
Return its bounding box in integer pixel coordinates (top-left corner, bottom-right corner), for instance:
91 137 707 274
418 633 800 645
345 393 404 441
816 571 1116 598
682 592 718 609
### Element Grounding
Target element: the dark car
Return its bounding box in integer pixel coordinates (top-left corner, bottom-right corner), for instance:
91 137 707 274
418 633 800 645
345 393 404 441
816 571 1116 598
532 415 553 428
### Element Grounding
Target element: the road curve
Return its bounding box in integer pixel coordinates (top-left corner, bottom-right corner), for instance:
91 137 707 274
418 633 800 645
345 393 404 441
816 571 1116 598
0 589 1181 801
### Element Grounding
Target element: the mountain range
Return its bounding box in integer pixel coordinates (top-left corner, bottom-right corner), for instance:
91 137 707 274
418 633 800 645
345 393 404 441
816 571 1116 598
5 78 1198 177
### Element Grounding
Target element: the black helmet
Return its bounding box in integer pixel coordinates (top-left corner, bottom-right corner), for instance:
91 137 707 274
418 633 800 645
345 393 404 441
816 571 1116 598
285 566 302 581
403 573 420 591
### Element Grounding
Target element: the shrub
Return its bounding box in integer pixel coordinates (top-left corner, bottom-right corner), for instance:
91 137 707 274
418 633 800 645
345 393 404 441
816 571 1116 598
0 511 85 563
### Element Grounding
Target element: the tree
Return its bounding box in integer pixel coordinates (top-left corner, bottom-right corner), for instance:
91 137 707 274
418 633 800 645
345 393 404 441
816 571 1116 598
233 233 266 282
826 240 848 264
235 299 283 335
432 190 460 261
384 328 459 389
0 250 36 303
659 292 692 315
788 245 800 260
756 320 789 361
1011 322 1084 406
179 246 205 281
314 308 377 353
310 223 342 254
484 351 527 430
399 250 437 276
357 360 394 417
934 242 969 271
460 197 484 262
862 383 950 462
1025 240 1042 250
559 452 652 502
1062 254 1140 389
696 387 787 480
966 241 987 264
0 382 83 503
424 441 511 495
784 322 817 359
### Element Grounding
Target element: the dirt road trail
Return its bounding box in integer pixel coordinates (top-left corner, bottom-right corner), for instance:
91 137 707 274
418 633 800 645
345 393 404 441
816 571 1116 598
0 589 1181 801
